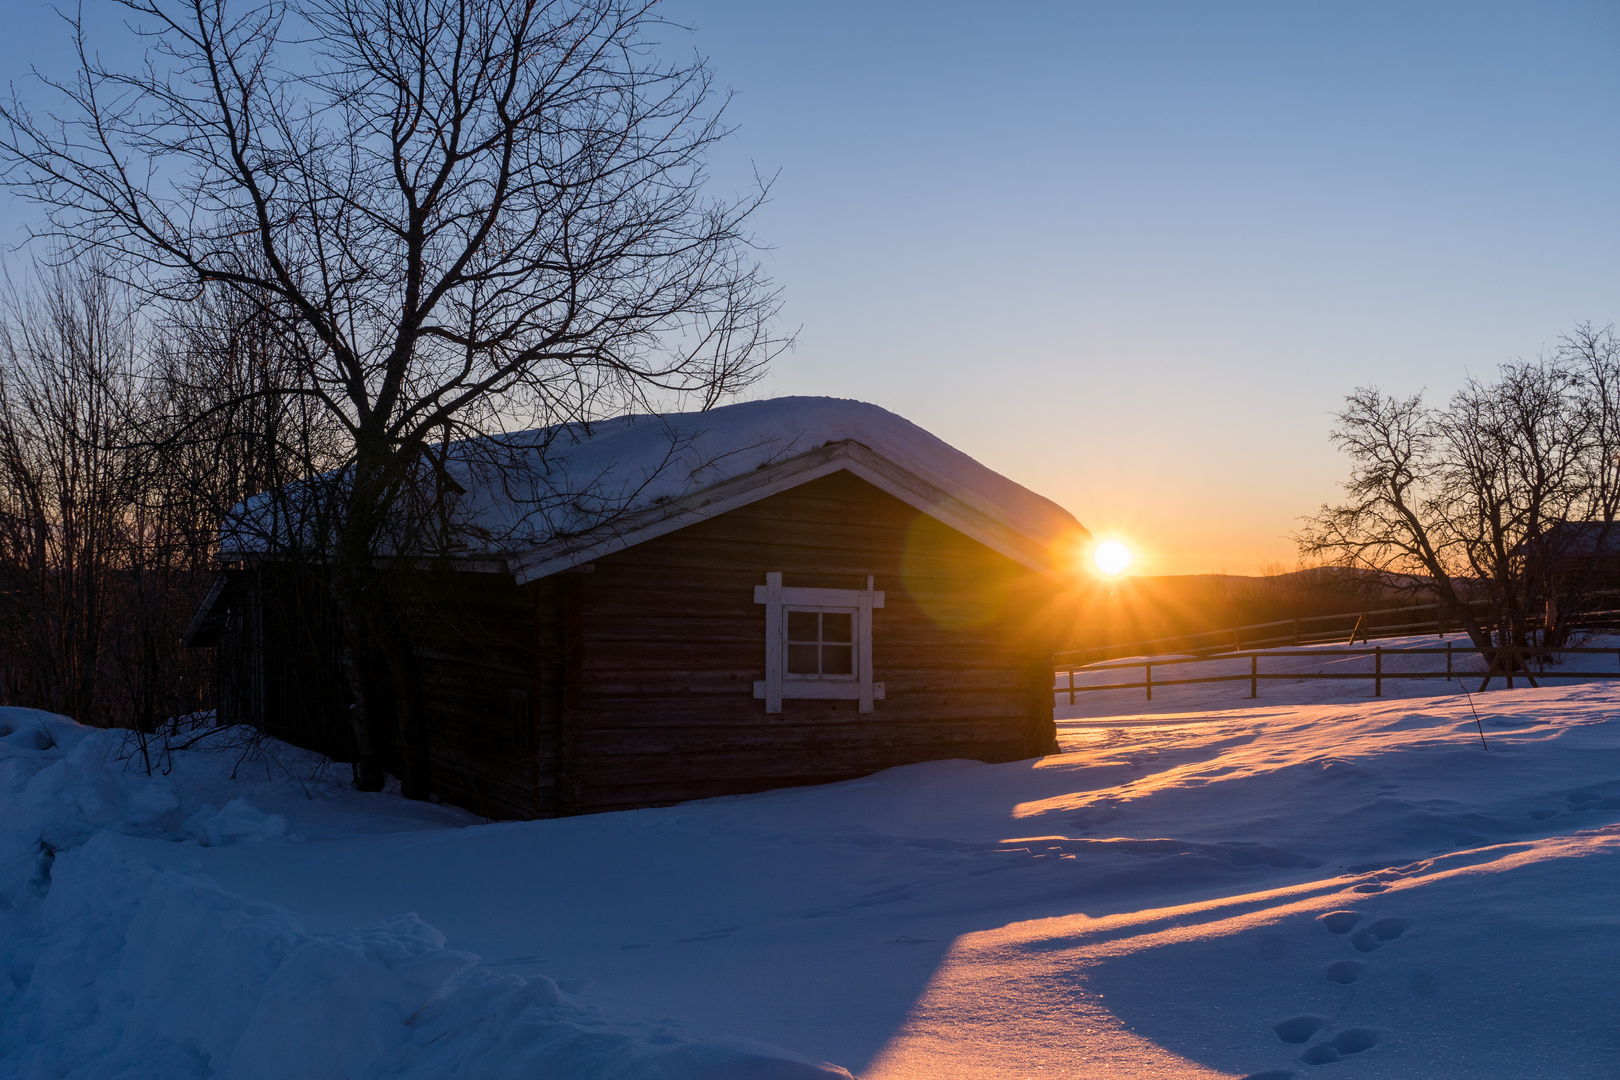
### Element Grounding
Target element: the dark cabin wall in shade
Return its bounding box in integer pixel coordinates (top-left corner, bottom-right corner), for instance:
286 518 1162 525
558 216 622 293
393 569 552 819
216 562 553 820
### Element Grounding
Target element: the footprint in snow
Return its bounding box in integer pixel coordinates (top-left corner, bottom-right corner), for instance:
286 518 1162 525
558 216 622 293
1325 959 1365 984
1316 910 1361 934
1272 1016 1327 1044
1350 918 1410 953
1249 912 1407 1074
1300 1028 1379 1065
1327 912 1416 975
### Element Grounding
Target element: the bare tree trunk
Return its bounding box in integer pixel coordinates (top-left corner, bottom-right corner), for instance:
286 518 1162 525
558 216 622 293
333 588 387 793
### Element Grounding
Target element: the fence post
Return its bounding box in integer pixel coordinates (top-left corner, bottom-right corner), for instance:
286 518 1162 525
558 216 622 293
1446 641 1452 680
1067 668 1075 706
1375 646 1382 697
1250 653 1258 698
1293 618 1301 646
1146 662 1152 701
1507 648 1514 690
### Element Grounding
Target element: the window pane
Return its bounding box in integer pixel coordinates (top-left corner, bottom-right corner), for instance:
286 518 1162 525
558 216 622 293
822 611 853 643
786 610 819 642
787 643 820 674
822 644 854 675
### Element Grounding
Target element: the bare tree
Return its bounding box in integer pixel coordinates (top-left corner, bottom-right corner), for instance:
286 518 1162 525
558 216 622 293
0 261 228 730
1300 332 1620 677
0 265 137 721
2 0 784 792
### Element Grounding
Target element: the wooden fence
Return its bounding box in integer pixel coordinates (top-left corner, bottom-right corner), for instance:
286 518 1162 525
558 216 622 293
1056 602 1620 669
1055 643 1620 706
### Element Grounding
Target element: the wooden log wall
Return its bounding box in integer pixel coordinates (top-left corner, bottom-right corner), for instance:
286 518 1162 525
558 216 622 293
554 470 1058 814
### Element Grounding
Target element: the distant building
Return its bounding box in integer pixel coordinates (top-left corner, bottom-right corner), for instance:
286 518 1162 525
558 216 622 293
1525 521 1620 606
186 398 1085 818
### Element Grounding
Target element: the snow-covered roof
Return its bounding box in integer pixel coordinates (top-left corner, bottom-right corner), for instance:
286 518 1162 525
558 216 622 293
484 397 1087 582
223 397 1088 582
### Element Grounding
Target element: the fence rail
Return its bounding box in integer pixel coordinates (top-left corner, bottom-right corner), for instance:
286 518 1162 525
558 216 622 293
1054 643 1620 706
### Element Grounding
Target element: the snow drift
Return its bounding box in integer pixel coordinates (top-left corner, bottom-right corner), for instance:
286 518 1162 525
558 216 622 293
0 710 851 1080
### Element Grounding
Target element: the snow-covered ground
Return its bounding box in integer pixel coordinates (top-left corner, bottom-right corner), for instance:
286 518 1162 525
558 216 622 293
3 642 1619 1078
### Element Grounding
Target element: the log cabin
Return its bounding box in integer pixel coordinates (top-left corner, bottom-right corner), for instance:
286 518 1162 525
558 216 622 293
185 397 1089 818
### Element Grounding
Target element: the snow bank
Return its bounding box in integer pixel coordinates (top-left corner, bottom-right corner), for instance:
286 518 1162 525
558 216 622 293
0 712 853 1080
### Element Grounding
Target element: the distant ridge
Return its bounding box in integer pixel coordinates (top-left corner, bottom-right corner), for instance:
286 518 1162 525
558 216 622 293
1061 566 1429 653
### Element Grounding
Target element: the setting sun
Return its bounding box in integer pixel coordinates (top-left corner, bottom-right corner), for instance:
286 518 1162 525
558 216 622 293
1092 539 1133 577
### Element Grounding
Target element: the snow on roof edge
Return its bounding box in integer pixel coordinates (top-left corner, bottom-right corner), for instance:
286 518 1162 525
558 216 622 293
462 396 1086 567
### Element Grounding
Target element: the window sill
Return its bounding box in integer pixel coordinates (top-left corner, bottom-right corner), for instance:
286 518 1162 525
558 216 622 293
753 680 886 702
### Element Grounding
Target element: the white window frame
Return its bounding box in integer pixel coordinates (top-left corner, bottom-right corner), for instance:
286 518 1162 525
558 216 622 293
781 605 859 684
753 572 884 713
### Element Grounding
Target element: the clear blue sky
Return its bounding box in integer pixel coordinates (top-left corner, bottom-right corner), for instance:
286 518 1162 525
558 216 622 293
660 0 1620 574
4 1 1617 574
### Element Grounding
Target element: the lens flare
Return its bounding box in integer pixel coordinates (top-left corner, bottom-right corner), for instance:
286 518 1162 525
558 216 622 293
1092 539 1133 577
